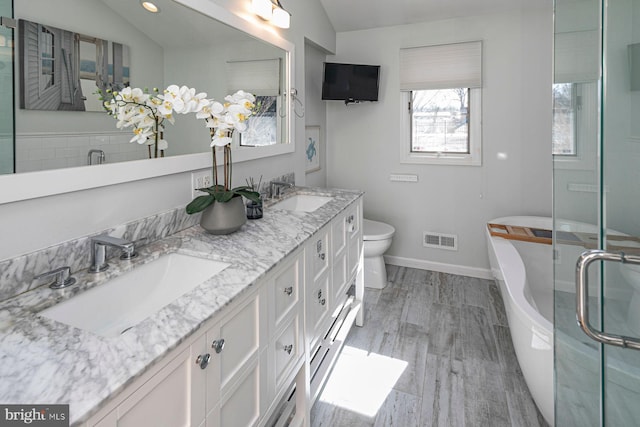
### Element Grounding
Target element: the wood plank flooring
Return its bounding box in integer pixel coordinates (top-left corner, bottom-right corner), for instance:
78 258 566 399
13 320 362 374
310 265 549 427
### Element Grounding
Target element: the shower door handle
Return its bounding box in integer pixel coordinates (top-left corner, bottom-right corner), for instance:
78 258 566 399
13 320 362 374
576 249 640 350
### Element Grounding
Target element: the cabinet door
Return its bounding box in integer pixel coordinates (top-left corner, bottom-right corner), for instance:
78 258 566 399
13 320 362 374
207 356 263 427
93 335 207 427
204 288 266 427
310 228 330 282
273 315 300 392
305 270 330 350
271 253 302 332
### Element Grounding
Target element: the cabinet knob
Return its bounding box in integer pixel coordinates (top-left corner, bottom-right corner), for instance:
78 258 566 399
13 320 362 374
211 338 224 353
320 298 326 306
283 344 293 355
318 253 326 261
284 286 293 296
212 339 225 354
196 353 211 369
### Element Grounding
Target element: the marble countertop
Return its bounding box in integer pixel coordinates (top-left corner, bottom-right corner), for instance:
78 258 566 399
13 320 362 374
0 187 362 425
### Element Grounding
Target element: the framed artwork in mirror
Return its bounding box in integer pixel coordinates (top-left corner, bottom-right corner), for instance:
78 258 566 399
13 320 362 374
305 126 320 173
19 18 130 112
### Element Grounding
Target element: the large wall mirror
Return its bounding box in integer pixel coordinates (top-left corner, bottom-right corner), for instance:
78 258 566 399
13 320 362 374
0 0 293 203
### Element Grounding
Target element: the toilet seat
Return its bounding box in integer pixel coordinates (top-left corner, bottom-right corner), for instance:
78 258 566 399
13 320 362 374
363 219 395 241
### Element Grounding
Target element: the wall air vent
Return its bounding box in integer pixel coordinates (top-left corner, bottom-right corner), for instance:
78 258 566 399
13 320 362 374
423 232 458 251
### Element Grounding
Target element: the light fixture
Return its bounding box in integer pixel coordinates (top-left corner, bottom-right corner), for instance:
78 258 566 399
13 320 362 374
141 1 160 13
252 0 290 29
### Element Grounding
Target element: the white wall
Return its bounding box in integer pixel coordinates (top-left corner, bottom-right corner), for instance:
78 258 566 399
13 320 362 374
0 0 336 262
326 6 553 276
303 40 329 188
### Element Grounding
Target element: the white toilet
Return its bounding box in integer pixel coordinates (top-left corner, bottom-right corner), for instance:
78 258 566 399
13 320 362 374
363 218 395 289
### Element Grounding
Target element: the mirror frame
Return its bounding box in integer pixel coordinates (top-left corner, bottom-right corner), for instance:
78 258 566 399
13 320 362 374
0 0 294 204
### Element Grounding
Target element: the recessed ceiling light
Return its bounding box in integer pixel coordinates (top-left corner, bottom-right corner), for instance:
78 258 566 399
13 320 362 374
141 1 160 13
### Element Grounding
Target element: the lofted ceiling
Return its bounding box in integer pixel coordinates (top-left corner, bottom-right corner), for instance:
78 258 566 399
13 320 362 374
319 0 546 32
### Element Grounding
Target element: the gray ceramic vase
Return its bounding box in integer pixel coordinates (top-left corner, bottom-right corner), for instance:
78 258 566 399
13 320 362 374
199 196 246 235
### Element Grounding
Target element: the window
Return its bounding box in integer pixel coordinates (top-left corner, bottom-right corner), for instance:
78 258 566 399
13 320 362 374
552 83 577 156
39 26 55 92
226 59 282 147
400 41 482 165
240 95 278 147
410 88 469 154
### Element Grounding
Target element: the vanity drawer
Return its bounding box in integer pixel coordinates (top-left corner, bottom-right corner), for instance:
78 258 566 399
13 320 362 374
272 255 301 331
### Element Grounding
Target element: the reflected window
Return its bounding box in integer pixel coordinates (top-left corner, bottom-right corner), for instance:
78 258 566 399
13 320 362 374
39 26 55 91
553 83 577 156
240 95 278 147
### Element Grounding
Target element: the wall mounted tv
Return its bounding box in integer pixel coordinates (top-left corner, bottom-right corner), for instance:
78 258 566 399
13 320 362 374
322 62 380 104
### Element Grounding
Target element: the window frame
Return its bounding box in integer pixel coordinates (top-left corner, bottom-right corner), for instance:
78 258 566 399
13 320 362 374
400 87 482 166
552 81 597 171
38 25 56 96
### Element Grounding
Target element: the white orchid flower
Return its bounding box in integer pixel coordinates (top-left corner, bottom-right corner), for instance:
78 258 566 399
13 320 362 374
210 129 233 147
160 84 186 116
130 127 154 144
157 138 168 151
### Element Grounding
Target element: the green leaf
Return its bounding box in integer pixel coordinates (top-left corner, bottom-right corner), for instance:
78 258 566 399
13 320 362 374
185 195 215 214
211 190 234 203
234 189 261 203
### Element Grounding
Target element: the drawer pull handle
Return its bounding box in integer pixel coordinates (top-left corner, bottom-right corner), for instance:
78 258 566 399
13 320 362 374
317 290 322 299
196 353 211 369
283 344 293 355
212 339 225 354
284 286 293 296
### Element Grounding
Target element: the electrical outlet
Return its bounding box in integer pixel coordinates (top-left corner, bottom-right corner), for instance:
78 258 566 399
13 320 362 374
191 172 212 199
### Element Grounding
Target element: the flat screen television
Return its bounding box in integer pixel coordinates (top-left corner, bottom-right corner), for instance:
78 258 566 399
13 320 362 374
322 62 380 104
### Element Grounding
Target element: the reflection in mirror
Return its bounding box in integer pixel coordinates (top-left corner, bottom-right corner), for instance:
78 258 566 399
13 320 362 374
0 0 13 174
8 0 288 174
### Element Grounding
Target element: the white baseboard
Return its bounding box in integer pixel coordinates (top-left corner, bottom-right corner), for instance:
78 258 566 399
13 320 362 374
383 255 493 280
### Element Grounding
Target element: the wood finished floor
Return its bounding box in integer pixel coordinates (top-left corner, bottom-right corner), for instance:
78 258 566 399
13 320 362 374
310 265 549 427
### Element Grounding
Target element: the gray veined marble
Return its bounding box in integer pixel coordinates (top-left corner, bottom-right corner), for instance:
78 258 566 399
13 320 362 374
0 186 363 425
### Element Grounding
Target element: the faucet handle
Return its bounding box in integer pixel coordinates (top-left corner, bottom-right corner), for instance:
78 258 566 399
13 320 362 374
36 266 77 289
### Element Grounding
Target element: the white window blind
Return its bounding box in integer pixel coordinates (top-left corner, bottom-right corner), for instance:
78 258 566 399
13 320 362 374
226 59 281 96
399 41 482 91
554 31 600 83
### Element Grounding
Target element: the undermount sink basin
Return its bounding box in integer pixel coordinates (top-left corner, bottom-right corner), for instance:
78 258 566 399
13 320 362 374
40 253 229 338
271 194 333 212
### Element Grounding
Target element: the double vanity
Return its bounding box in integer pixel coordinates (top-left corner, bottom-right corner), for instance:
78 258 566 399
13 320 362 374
0 188 364 427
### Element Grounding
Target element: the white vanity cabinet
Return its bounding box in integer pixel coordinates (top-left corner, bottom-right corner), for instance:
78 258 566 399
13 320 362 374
82 195 363 427
86 287 266 427
91 334 207 427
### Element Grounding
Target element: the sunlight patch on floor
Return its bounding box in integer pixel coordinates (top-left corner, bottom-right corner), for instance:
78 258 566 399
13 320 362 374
318 345 408 418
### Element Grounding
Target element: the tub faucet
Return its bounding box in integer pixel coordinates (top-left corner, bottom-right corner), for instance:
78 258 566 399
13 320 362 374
270 181 294 199
89 235 137 273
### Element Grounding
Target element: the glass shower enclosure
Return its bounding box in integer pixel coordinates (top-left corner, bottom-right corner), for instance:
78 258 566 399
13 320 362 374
554 0 640 425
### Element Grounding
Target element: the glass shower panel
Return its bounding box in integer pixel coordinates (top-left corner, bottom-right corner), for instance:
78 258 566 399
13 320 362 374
0 0 13 174
601 0 640 423
553 0 602 425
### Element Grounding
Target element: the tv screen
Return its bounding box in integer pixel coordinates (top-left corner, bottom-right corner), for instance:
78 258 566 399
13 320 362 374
322 62 380 103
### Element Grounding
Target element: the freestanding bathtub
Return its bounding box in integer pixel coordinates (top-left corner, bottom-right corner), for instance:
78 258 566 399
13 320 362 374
487 216 640 425
485 216 555 425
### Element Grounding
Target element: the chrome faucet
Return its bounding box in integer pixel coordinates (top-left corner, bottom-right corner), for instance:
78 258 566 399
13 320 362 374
270 181 294 199
88 149 106 165
89 235 137 273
